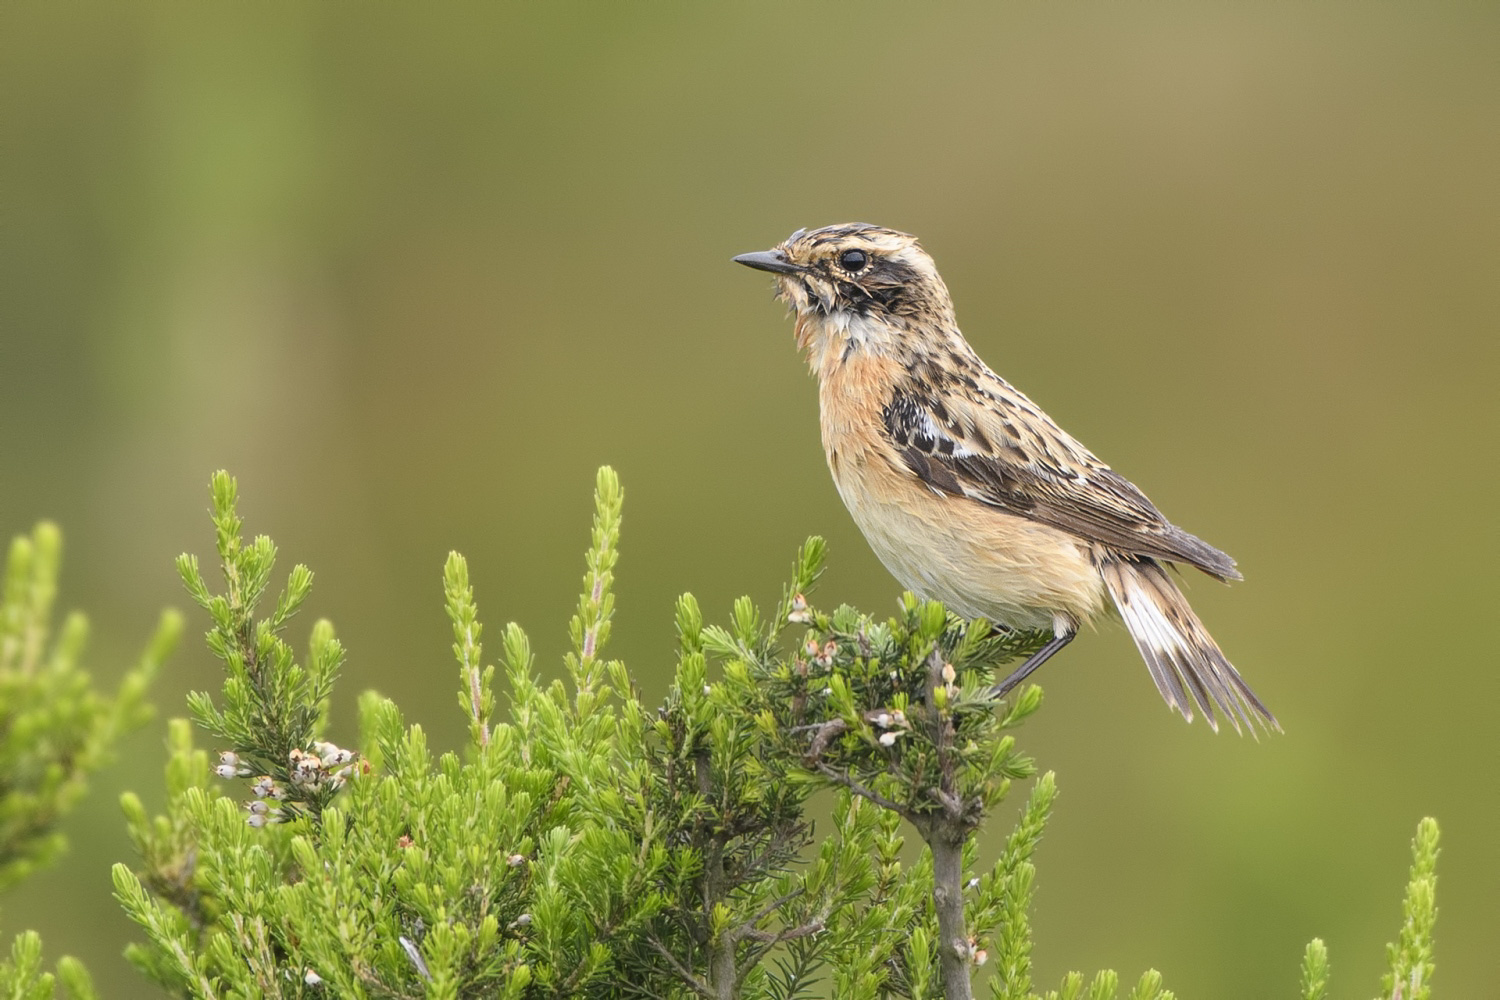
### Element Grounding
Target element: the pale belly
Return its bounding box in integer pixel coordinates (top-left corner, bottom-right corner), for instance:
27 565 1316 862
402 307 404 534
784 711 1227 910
812 343 1107 631
833 472 1107 632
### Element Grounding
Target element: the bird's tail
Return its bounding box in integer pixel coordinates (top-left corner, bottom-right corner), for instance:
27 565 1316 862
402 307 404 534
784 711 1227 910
1100 556 1278 735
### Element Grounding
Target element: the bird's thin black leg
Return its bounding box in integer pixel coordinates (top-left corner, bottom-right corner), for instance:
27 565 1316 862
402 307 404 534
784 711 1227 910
988 629 1076 699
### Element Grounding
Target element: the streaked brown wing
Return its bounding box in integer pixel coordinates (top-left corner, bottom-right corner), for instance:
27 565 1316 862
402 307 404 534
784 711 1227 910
882 385 1241 581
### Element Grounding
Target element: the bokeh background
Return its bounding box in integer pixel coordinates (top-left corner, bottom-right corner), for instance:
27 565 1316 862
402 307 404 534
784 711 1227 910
3 3 1497 996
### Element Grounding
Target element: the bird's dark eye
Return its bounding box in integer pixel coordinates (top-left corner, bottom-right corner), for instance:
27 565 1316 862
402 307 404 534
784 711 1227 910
838 249 869 273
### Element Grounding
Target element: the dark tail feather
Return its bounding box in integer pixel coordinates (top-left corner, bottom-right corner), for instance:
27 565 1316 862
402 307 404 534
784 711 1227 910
1100 556 1278 735
1163 524 1243 582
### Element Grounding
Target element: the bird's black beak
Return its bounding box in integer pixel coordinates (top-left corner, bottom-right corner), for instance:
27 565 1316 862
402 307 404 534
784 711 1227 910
732 249 801 275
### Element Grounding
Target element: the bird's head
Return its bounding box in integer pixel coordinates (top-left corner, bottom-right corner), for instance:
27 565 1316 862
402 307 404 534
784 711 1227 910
733 224 956 361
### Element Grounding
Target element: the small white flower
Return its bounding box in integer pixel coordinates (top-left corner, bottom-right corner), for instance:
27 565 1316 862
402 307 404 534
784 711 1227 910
873 712 892 728
304 969 323 986
245 799 283 826
290 749 323 783
507 853 527 867
974 949 988 967
215 751 250 778
314 741 354 767
787 594 812 624
878 731 901 747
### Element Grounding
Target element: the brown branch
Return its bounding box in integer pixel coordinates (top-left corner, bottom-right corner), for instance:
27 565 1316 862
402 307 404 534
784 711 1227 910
739 918 825 945
804 717 848 758
729 888 805 944
735 900 835 991
777 920 826 942
813 761 913 822
647 934 713 999
923 646 974 1000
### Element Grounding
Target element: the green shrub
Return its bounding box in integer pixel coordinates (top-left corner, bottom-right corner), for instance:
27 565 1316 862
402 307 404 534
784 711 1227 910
0 472 1445 998
0 521 178 995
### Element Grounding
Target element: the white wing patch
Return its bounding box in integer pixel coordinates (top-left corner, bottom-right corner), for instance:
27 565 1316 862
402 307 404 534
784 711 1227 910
919 411 981 458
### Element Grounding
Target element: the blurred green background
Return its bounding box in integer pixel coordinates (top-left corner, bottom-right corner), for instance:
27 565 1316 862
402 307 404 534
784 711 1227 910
3 3 1497 996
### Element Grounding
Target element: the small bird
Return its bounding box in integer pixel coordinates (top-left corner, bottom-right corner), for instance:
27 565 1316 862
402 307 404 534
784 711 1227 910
734 223 1276 733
